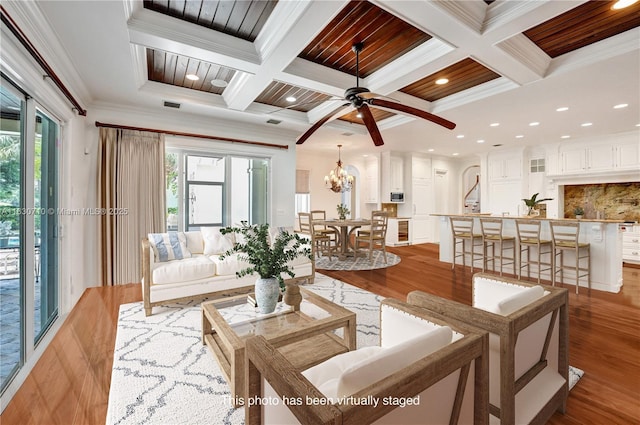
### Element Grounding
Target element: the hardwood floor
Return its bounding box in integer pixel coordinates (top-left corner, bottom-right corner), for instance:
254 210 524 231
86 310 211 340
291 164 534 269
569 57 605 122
1 244 638 424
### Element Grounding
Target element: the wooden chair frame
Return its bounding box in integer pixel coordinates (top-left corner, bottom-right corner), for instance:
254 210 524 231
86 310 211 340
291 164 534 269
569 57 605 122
407 273 568 425
549 221 591 294
515 219 553 284
354 210 388 263
480 218 516 276
245 298 489 425
450 217 483 271
300 212 338 260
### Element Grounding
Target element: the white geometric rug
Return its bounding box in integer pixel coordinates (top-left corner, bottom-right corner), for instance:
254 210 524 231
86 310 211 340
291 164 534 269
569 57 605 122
315 251 401 271
106 274 583 425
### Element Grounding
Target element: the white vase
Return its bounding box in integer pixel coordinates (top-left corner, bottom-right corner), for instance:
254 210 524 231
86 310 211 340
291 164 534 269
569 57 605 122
255 277 279 314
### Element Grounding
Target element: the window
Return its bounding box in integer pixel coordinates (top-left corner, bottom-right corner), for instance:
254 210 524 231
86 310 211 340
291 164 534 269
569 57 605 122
295 169 310 216
530 158 545 173
165 149 269 229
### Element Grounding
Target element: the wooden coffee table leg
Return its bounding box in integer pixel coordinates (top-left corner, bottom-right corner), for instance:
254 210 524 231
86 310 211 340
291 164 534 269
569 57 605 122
231 347 245 408
345 315 357 350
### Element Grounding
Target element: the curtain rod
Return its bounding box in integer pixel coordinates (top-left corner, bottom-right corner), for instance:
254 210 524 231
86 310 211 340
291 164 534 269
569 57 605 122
95 121 289 150
0 6 87 116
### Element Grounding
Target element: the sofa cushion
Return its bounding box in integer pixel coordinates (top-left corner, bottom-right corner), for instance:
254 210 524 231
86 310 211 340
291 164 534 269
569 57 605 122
152 256 216 284
269 226 295 246
201 227 235 255
497 285 545 316
210 253 253 276
184 231 204 254
148 232 192 262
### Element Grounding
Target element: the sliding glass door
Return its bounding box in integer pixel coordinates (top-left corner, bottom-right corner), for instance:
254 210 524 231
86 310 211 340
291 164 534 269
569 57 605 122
0 77 59 393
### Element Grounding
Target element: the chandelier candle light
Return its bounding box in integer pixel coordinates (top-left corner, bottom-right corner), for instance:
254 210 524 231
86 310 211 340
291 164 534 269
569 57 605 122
325 144 354 193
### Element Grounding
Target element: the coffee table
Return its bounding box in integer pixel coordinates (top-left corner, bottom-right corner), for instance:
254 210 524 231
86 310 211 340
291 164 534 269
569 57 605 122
201 287 356 407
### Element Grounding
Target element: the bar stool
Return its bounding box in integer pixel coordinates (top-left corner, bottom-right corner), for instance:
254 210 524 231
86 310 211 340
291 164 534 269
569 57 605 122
450 217 483 271
515 219 553 283
480 218 516 276
550 220 591 294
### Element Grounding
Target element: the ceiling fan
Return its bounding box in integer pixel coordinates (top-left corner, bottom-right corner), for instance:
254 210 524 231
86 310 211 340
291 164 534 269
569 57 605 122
296 42 457 147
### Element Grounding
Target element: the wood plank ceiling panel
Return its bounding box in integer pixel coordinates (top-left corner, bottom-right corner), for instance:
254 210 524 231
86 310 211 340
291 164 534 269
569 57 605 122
143 0 278 41
338 108 395 124
255 82 333 112
523 0 640 58
146 48 236 94
400 58 500 102
299 0 431 78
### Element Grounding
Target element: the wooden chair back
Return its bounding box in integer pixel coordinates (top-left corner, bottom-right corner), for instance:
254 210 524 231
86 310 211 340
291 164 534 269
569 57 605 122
450 216 475 238
298 212 312 235
515 219 544 243
480 218 504 239
549 221 581 248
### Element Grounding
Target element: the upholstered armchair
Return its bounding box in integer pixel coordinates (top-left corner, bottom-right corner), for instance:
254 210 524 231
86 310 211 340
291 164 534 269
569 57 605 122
407 273 569 425
245 297 489 425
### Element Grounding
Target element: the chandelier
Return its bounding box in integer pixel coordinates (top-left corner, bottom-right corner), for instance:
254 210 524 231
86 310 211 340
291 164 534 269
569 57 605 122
325 144 354 193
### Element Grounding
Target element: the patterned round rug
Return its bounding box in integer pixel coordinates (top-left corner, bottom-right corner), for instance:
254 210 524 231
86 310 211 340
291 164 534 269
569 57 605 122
314 250 400 271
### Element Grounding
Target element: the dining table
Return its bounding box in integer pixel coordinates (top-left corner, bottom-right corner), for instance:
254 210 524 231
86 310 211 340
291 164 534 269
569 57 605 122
313 218 371 259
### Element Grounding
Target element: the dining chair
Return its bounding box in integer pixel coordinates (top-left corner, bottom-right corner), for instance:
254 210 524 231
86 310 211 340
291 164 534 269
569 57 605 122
354 210 388 263
299 212 337 260
310 210 339 243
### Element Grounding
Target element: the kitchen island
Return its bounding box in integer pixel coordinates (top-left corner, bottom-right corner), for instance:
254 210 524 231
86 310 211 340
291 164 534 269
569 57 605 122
433 214 625 293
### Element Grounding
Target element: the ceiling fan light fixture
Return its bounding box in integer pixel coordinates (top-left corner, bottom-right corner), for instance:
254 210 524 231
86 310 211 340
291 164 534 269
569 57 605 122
186 74 199 81
435 78 449 85
612 0 638 10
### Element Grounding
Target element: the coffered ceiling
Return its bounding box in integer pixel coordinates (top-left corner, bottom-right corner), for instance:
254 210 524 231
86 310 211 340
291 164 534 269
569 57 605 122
35 0 640 157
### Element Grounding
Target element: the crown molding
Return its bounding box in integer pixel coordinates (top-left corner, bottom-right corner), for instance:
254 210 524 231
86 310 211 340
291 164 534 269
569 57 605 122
432 77 518 113
496 34 550 78
127 7 260 74
429 0 486 34
1 1 92 104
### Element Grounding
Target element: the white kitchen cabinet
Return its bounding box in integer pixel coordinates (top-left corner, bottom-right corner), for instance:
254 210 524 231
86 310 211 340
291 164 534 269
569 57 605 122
622 224 640 265
364 155 379 204
412 155 432 183
390 156 404 192
615 141 640 170
411 178 433 243
386 218 411 246
560 144 616 174
488 154 522 180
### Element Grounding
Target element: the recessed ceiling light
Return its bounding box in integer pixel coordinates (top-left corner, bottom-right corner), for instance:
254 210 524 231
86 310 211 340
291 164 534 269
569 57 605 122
286 96 297 103
427 148 435 152
490 123 500 127
186 74 199 81
613 103 628 109
211 79 228 88
636 123 640 127
529 122 540 126
356 113 363 118
515 135 524 139
477 139 485 144
456 134 464 139
452 152 459 156
561 135 571 139
363 154 368 157
581 122 593 127
556 107 569 112
612 0 638 10
435 78 449 85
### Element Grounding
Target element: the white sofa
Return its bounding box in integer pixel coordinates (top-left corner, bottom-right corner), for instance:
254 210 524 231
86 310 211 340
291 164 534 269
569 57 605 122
141 227 314 316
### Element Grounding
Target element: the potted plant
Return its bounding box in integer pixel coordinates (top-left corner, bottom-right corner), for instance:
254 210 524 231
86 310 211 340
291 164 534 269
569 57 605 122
220 222 311 313
522 193 553 216
337 203 350 220
574 206 584 219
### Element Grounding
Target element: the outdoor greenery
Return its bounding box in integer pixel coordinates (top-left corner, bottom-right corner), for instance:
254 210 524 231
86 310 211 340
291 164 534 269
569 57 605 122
522 193 553 215
220 222 311 289
0 135 21 231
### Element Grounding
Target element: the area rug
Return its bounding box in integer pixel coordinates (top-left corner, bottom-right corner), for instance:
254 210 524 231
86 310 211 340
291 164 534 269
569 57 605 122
106 274 583 425
315 250 400 271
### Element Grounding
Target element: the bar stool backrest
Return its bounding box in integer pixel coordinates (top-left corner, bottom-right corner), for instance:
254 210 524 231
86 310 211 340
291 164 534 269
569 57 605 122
516 219 543 243
450 217 475 237
550 221 580 248
480 218 503 238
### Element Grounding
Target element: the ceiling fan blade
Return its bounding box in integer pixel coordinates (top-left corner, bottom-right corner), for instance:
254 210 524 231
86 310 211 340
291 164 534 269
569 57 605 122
369 98 456 130
358 104 384 147
296 103 351 145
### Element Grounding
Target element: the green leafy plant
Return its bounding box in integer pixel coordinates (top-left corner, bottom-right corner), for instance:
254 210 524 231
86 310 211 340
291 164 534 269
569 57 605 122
220 222 311 289
336 203 350 220
522 193 553 215
573 206 584 216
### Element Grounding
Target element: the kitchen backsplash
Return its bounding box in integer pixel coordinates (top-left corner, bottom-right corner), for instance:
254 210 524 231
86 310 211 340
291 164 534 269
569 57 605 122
564 182 640 221
380 203 398 218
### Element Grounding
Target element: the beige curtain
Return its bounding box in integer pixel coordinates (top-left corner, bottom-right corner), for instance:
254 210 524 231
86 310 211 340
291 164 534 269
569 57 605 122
99 128 166 285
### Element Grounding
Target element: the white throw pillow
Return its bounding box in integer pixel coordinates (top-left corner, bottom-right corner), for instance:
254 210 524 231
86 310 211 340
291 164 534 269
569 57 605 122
497 285 545 316
184 231 204 254
148 232 192 262
201 227 235 255
335 326 453 399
